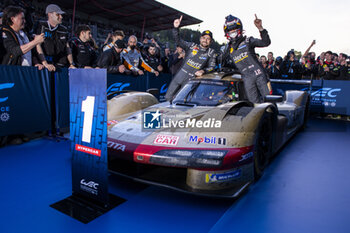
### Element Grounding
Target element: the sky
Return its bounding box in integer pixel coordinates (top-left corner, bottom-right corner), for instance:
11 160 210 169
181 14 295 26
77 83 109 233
158 0 350 57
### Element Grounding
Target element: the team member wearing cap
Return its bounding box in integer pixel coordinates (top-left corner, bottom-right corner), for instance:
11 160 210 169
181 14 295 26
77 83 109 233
165 15 216 101
222 14 271 103
35 4 75 71
97 39 127 74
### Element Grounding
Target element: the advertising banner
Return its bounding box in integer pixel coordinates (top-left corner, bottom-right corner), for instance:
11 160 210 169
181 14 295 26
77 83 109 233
147 73 172 102
69 69 109 205
272 80 350 115
107 73 147 97
0 65 51 136
55 68 70 129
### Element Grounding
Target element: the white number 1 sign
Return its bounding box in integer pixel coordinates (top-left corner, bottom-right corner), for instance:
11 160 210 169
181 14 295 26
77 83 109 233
81 96 95 143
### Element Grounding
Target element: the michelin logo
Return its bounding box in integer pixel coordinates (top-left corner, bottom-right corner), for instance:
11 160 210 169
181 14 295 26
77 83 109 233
206 169 241 183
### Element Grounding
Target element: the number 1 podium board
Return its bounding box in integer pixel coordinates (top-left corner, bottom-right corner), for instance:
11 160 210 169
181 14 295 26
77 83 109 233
50 69 126 223
69 69 110 205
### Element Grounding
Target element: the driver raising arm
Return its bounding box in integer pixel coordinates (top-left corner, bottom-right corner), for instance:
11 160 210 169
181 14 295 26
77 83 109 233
165 15 216 101
222 14 271 103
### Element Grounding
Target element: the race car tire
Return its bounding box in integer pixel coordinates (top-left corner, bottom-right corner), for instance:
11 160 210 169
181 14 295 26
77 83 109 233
254 111 273 180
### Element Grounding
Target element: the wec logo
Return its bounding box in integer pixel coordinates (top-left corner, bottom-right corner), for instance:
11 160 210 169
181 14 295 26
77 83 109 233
160 84 168 94
80 179 99 190
310 88 341 98
106 82 131 95
0 83 15 103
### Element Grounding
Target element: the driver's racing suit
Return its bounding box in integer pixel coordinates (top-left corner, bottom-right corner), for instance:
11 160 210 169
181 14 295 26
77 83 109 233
165 28 216 101
223 29 271 103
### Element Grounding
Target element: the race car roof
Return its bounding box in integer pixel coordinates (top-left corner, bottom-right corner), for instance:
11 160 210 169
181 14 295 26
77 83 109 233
38 0 202 32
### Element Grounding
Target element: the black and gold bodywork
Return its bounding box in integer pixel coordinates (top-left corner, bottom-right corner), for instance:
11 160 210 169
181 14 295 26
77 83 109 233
106 72 310 198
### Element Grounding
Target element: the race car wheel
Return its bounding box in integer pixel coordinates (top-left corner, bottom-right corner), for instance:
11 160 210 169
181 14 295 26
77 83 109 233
254 112 273 180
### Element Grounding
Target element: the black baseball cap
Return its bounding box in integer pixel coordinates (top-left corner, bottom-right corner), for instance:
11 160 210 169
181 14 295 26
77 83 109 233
201 30 213 39
114 39 125 49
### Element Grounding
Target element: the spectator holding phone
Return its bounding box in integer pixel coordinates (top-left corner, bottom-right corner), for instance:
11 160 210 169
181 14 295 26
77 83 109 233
1 6 44 66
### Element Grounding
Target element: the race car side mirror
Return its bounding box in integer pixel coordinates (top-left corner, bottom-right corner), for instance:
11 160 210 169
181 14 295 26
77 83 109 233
147 88 159 97
264 95 283 103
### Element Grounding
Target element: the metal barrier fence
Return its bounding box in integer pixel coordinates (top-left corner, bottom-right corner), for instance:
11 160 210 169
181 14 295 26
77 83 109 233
0 65 349 137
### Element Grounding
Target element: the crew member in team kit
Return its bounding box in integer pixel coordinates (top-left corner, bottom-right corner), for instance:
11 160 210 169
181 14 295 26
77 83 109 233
165 15 216 101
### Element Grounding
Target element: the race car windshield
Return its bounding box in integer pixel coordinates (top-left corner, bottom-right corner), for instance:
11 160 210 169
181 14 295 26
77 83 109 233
173 80 236 106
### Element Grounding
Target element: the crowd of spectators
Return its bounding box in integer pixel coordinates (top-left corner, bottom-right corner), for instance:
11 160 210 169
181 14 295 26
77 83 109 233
258 41 350 80
0 2 186 76
0 2 349 81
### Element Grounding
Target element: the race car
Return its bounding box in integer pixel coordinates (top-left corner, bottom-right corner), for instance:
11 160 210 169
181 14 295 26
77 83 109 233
106 72 310 198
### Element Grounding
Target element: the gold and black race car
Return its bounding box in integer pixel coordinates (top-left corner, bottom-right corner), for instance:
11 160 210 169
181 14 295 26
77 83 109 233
106 72 310 198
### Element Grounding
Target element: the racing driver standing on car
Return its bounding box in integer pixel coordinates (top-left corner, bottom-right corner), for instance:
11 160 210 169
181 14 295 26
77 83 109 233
222 14 271 103
165 15 216 101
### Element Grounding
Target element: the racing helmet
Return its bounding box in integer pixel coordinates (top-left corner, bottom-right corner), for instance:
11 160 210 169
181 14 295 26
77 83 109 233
224 15 243 41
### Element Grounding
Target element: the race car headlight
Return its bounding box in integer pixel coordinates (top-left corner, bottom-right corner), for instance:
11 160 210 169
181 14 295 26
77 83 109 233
150 149 227 168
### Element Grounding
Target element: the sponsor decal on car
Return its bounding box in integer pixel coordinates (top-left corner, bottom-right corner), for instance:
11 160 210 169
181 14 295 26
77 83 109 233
107 141 126 151
153 134 179 146
75 144 101 157
205 169 241 183
80 179 99 195
107 120 119 126
188 135 226 145
238 152 254 162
